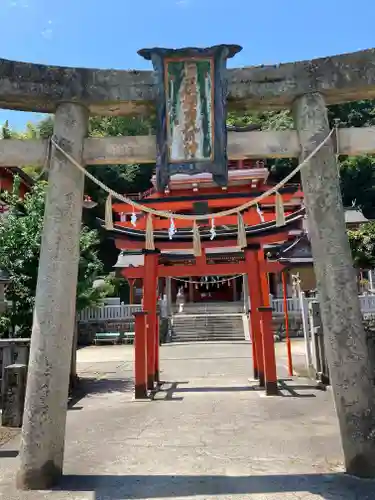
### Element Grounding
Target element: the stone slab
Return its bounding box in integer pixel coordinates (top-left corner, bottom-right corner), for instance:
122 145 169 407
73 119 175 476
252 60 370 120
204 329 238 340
2 127 375 167
2 49 375 114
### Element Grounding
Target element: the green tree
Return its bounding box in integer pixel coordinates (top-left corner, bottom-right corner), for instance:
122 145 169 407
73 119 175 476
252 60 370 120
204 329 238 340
0 177 110 337
348 222 375 270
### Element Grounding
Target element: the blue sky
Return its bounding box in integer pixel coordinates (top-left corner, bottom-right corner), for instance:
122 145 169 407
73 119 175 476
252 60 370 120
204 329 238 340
1 0 375 130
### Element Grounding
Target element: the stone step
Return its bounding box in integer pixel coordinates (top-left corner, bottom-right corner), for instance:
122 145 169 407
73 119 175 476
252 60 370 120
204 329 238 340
178 302 244 315
172 337 245 342
171 312 245 342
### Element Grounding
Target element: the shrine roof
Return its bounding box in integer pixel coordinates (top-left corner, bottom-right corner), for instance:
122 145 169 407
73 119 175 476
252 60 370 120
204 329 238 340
266 233 313 264
344 208 369 225
1 167 34 188
100 206 305 243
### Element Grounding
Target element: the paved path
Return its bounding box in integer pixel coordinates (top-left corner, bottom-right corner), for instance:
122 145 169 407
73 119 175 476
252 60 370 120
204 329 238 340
1 341 375 499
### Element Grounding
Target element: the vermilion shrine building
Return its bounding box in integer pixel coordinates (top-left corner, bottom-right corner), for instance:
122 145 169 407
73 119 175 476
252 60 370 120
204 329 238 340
111 158 306 307
0 166 33 214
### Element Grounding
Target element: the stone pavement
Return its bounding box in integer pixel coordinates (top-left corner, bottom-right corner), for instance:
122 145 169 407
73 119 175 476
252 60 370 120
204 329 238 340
1 341 375 499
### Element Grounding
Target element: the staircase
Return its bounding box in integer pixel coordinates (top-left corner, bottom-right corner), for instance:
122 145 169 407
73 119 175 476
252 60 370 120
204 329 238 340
171 302 246 342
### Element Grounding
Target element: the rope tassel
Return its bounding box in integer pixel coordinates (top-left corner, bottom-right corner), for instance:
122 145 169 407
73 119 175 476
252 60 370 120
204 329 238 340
275 191 286 227
105 194 114 230
145 213 155 250
237 212 247 249
192 221 202 257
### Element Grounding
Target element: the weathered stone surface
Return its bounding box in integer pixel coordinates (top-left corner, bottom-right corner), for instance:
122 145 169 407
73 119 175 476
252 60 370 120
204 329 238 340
16 103 89 490
2 127 375 167
1 364 27 428
293 92 375 478
2 48 375 115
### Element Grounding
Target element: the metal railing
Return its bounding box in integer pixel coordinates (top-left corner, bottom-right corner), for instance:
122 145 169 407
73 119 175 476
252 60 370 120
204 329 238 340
78 304 141 322
271 294 375 317
78 294 375 323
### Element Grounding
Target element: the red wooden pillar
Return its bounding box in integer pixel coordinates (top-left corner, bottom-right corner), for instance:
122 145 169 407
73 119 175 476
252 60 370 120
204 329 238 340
133 311 148 399
143 249 159 391
282 270 293 376
154 314 160 384
258 306 278 395
245 244 264 386
258 248 278 396
128 278 135 305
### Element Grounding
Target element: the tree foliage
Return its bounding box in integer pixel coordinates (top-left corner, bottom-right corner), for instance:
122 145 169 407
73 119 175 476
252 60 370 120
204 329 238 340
0 177 111 337
348 222 375 270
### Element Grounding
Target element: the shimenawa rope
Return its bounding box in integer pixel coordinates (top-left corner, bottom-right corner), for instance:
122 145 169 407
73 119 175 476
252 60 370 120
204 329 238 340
50 127 335 222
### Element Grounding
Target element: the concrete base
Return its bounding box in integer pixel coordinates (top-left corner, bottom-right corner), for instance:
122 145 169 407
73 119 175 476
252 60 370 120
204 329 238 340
147 375 154 391
265 380 279 396
15 462 62 490
134 384 148 399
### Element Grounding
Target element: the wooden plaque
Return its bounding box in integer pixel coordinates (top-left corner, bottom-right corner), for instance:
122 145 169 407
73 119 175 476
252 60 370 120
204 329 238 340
138 45 242 192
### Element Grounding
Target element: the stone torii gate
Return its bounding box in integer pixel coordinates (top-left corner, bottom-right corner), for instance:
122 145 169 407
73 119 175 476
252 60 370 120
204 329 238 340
1 48 375 488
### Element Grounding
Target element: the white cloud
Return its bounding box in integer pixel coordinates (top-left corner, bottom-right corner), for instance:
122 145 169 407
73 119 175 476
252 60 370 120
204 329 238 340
176 0 190 7
9 0 29 7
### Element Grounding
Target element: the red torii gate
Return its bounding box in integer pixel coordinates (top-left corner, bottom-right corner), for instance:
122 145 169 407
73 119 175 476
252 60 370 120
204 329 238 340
110 222 297 397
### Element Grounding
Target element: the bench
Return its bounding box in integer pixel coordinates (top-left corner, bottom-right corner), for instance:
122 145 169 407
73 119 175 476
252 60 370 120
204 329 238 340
93 332 135 345
94 332 122 345
121 332 135 344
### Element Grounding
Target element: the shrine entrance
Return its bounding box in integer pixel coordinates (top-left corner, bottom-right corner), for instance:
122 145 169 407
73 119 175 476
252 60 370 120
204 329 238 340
188 276 241 303
166 274 243 304
7 42 375 488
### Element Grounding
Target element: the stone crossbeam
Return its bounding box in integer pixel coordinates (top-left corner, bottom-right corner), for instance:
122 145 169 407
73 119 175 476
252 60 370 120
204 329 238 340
1 49 375 115
1 127 375 167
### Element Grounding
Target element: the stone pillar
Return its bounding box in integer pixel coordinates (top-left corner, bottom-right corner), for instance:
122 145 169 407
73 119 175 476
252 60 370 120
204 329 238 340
2 364 27 428
17 103 88 490
166 277 172 317
293 92 375 478
69 319 79 389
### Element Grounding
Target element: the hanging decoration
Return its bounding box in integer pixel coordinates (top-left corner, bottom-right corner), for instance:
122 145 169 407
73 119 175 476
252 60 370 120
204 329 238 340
145 214 155 250
168 217 176 240
171 274 244 286
130 208 137 227
192 221 202 257
237 212 247 249
275 191 286 227
256 203 265 223
105 194 114 230
209 218 216 240
138 45 242 191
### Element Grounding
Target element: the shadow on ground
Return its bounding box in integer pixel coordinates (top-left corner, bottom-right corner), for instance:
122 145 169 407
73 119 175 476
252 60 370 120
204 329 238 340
153 379 319 401
69 377 134 408
56 473 375 499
